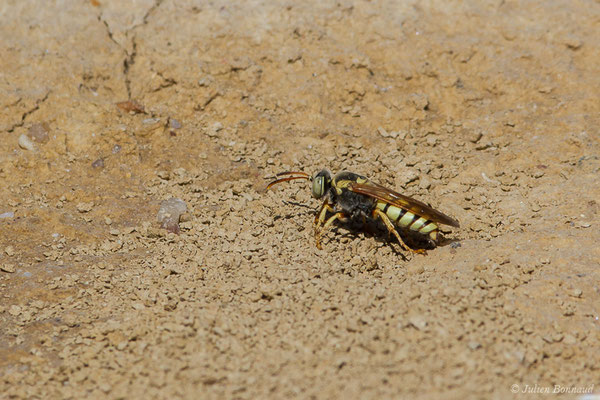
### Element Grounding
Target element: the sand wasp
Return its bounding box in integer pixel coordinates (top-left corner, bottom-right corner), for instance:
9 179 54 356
267 169 459 254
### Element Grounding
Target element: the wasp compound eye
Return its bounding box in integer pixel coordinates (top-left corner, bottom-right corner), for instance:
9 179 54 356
312 176 324 198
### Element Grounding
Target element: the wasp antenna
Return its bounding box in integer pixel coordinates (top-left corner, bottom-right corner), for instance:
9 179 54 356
266 176 309 190
275 171 309 177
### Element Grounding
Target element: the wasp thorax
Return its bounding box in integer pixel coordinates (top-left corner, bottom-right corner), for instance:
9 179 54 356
311 170 331 199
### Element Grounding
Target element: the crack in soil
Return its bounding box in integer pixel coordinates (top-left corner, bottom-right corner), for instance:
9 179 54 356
123 38 138 99
96 0 165 100
141 0 164 26
7 91 50 133
153 70 178 92
97 14 120 48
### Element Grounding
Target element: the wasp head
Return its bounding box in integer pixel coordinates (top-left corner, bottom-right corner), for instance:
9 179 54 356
311 169 332 199
266 169 333 199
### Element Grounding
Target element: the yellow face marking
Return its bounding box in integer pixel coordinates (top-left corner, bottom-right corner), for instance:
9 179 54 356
410 217 428 231
419 223 438 234
398 211 415 227
386 205 402 221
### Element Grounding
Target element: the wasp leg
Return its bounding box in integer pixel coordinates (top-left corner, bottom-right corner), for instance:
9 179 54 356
314 201 335 232
315 212 346 250
372 209 426 255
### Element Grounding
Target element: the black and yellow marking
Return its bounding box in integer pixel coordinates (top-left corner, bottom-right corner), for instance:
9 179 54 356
333 175 367 195
266 168 459 255
372 208 424 253
376 201 439 236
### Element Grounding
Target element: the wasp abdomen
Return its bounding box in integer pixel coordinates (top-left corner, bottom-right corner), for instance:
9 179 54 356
376 202 438 235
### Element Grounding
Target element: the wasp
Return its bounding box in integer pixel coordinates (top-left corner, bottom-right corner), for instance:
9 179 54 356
266 169 459 254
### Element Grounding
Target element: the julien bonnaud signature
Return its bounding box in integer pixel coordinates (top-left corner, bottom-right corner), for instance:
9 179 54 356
511 383 596 395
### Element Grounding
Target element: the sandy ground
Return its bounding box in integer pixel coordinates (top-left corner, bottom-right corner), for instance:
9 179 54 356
1 0 599 399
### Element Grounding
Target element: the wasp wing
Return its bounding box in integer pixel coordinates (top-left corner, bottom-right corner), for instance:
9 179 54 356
348 180 460 227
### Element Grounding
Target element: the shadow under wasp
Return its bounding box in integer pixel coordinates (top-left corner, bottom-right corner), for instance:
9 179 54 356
266 169 460 255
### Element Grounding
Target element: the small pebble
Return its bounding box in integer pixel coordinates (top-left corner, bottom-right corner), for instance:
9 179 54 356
407 264 424 275
563 334 577 345
411 94 429 110
419 178 431 190
77 202 94 213
426 136 437 146
122 226 135 234
467 341 481 350
169 118 182 129
5 246 15 256
91 158 105 168
99 383 112 393
207 122 223 137
398 170 419 184
562 35 582 50
18 134 36 151
1 264 16 273
116 100 145 114
570 288 583 298
408 315 427 330
157 198 187 234
156 171 170 180
28 123 50 143
8 305 21 316
522 264 535 274
469 132 483 143
403 156 419 167
390 130 406 139
377 127 389 137
0 212 14 219
112 144 122 154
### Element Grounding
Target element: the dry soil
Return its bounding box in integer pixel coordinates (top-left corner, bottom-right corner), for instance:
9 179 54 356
1 1 599 399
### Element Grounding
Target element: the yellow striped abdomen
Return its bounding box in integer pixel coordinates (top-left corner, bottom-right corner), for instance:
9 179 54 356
376 201 438 237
